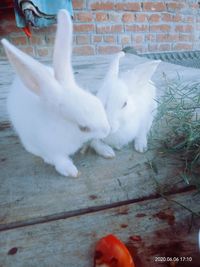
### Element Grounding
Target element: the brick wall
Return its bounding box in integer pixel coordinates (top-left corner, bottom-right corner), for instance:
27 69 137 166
0 0 200 58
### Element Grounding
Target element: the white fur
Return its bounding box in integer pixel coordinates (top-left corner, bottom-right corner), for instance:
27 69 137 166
91 52 160 157
2 10 110 177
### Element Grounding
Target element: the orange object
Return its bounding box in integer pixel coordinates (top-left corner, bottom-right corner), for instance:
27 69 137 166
22 26 31 38
94 234 135 267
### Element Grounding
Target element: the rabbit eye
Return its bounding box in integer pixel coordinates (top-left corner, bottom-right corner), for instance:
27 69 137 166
79 125 91 132
121 101 127 109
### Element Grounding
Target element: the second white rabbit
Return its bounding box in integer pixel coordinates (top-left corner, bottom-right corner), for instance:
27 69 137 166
91 52 160 158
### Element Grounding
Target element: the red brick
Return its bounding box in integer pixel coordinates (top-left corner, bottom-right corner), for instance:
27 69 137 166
162 13 173 22
152 13 182 24
161 13 182 23
115 2 141 11
167 2 185 10
76 35 90 44
96 12 109 22
119 35 131 45
183 16 194 23
135 14 147 22
109 13 121 22
0 10 15 22
190 3 199 9
143 2 166 12
173 14 182 22
74 12 93 22
21 46 35 57
10 36 28 46
122 13 135 23
97 45 121 54
156 34 179 42
134 45 147 53
159 44 171 51
133 35 144 44
30 35 45 45
73 24 95 33
90 1 114 10
93 35 102 43
125 25 149 32
0 0 198 58
175 25 193 32
173 43 193 51
149 14 160 22
97 25 123 33
111 25 123 32
73 0 86 9
36 47 49 57
103 35 116 43
36 25 56 34
148 44 158 52
150 24 171 32
73 45 95 56
145 33 156 42
179 34 194 42
0 24 21 35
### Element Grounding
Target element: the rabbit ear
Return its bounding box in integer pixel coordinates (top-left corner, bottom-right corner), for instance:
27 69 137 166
1 39 57 96
134 60 160 81
53 9 75 87
105 51 125 81
125 60 161 87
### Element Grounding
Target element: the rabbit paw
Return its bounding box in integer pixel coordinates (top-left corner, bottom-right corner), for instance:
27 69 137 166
100 144 115 158
43 157 53 164
55 157 78 177
134 140 148 153
91 140 115 158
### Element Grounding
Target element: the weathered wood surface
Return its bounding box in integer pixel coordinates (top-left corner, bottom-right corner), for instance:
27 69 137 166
0 54 192 227
0 54 200 266
0 125 188 228
0 192 199 267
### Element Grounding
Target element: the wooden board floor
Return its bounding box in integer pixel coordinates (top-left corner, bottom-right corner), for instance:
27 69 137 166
0 54 200 267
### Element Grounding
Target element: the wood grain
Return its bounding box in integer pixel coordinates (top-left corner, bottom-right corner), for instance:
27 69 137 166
0 124 189 228
0 191 199 267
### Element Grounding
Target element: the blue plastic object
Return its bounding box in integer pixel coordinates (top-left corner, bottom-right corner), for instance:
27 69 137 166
14 0 73 28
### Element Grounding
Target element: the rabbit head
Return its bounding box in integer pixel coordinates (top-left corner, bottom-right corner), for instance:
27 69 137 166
97 52 160 134
97 52 129 133
1 10 110 140
98 76 130 134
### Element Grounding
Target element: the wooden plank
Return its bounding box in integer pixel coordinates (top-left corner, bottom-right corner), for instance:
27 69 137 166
1 123 190 228
0 191 199 267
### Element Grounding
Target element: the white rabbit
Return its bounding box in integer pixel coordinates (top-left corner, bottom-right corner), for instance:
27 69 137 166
1 10 110 177
91 52 160 158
